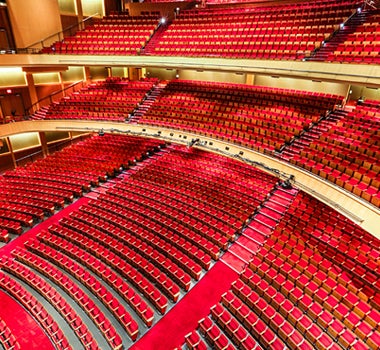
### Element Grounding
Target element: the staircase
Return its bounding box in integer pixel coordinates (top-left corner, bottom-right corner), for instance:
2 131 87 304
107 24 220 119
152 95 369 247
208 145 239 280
220 184 298 273
141 22 169 55
308 9 370 62
278 109 348 162
128 82 167 123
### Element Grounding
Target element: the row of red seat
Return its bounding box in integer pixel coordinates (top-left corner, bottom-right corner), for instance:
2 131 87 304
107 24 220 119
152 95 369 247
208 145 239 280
328 11 380 64
37 228 169 322
182 189 379 350
137 79 342 153
26 237 164 319
34 78 158 122
40 1 378 64
287 102 380 207
0 318 20 350
0 134 165 241
10 249 127 347
0 259 100 349
42 16 159 55
0 272 72 350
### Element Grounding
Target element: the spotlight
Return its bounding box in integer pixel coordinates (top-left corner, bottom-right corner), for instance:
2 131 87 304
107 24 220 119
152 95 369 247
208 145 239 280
160 17 166 25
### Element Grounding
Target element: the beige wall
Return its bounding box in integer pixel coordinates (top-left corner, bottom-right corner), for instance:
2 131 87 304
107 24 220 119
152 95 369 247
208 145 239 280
350 85 380 102
178 69 247 84
255 75 350 97
7 0 62 48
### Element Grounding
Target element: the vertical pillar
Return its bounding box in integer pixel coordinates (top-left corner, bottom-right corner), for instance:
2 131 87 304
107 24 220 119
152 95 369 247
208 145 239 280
76 0 84 23
106 67 112 77
25 73 39 113
128 67 142 81
5 137 16 169
84 66 91 82
59 72 66 97
246 74 255 86
39 132 49 157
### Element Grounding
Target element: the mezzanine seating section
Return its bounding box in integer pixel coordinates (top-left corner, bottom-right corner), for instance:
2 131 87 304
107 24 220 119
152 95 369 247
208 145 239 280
29 77 378 206
183 190 380 350
136 80 343 153
288 101 380 207
43 13 159 55
34 77 158 122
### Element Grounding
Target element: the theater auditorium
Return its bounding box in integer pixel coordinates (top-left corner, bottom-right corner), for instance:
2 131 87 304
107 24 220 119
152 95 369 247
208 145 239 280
0 0 379 349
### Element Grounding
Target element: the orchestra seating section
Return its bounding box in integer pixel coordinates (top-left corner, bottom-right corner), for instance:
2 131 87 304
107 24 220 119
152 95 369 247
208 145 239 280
0 134 165 238
135 80 343 154
183 190 380 350
42 13 160 55
327 10 380 64
32 77 158 122
38 0 380 64
1 136 378 349
286 100 380 207
0 138 285 349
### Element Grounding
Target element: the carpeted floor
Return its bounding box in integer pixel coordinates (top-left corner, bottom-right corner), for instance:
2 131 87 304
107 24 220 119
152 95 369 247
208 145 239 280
0 290 55 350
131 261 238 350
0 197 89 258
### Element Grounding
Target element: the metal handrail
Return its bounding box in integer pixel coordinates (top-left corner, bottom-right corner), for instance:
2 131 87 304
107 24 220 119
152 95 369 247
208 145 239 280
25 80 86 117
18 13 100 54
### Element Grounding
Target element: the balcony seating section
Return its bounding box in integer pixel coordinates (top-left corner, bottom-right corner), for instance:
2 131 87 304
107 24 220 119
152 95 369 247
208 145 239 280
328 10 380 64
0 134 165 240
288 101 380 207
137 79 343 153
182 190 380 350
43 14 159 55
34 77 158 122
0 318 21 350
152 1 359 60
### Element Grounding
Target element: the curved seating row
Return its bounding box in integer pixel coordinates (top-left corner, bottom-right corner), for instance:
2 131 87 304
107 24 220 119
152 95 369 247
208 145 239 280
182 189 380 350
0 134 165 240
39 1 380 64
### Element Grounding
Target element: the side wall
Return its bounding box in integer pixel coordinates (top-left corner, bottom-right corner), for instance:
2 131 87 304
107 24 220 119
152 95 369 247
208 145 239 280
7 0 62 48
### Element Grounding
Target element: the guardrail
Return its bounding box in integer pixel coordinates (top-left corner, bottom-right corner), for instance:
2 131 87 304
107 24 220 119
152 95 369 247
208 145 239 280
17 13 99 54
25 80 86 117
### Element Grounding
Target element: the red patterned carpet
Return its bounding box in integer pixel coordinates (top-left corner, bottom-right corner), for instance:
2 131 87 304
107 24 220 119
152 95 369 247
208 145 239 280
131 261 238 350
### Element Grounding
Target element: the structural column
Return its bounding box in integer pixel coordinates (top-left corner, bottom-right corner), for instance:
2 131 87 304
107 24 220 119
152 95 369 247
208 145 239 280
76 0 84 24
5 137 16 169
128 67 142 81
39 132 49 157
84 66 91 82
25 72 39 113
